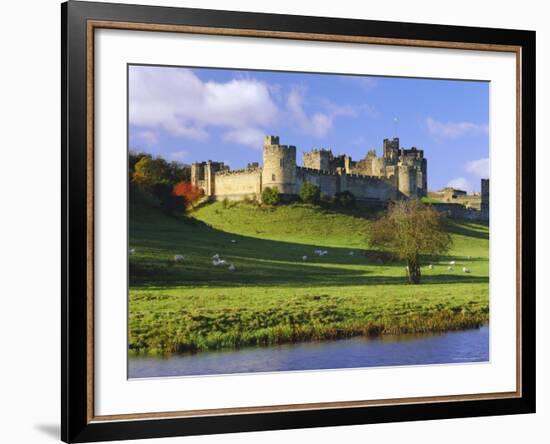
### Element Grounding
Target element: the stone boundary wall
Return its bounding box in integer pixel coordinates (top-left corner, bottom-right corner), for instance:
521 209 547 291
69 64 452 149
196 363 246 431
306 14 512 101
432 202 488 221
213 169 261 200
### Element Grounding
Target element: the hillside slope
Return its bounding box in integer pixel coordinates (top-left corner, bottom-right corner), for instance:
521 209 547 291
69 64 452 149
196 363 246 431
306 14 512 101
129 201 489 355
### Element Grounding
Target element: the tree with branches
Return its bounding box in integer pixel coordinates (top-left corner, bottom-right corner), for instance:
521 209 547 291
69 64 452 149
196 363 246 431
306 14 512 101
370 199 452 284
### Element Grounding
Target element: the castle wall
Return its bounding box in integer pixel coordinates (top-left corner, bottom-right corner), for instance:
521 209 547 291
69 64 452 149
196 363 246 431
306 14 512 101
432 203 487 221
344 174 397 201
212 169 262 200
296 167 339 196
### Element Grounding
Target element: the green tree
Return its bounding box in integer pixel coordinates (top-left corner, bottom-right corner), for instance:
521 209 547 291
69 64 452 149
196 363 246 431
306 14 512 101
261 186 280 205
299 182 321 204
370 199 452 284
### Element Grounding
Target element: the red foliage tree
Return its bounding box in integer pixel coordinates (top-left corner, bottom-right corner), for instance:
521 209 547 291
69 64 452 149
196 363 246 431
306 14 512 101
172 182 204 209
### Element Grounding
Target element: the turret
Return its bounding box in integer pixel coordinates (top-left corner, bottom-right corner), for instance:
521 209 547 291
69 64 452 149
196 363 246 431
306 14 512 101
262 135 297 196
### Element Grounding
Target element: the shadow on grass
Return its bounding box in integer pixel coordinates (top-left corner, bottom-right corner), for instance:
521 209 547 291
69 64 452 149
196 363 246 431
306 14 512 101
130 213 489 288
445 219 489 240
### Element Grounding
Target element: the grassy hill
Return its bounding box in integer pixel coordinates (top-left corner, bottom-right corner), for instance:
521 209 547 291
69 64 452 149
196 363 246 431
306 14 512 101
129 201 489 355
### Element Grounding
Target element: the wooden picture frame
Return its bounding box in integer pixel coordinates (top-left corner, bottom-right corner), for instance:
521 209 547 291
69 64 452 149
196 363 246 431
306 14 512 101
62 1 536 442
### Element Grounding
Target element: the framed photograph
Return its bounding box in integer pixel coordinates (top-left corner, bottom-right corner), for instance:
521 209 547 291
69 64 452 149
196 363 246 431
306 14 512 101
61 1 535 442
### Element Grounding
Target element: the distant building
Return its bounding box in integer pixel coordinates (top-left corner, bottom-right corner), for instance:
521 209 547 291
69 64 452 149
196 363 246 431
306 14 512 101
441 187 468 201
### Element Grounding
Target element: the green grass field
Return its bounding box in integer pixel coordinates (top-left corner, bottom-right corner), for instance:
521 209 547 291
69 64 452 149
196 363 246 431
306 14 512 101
129 201 489 355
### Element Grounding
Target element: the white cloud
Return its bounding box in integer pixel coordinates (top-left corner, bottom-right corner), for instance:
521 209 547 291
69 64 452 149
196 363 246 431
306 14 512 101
129 66 278 147
286 87 368 138
286 87 332 137
223 128 265 149
137 130 158 146
465 158 490 178
447 177 471 192
130 66 369 148
426 117 489 140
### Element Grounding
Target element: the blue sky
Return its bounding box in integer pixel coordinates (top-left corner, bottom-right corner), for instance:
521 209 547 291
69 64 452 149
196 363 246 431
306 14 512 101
129 65 489 192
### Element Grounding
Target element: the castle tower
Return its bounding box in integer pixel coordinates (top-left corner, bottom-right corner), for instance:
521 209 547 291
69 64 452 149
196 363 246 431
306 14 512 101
262 135 297 196
397 165 418 198
383 138 400 163
303 149 331 170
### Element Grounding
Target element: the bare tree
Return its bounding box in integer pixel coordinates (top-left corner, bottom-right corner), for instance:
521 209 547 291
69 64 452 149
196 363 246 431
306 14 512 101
370 200 452 284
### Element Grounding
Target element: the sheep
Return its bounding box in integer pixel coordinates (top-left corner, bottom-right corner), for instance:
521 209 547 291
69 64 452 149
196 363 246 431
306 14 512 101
462 267 471 273
313 249 328 256
467 255 472 260
302 256 308 261
228 264 236 271
349 251 354 256
447 266 454 271
174 254 185 262
230 239 237 243
213 258 227 266
212 253 220 260
427 264 433 270
449 260 456 265
129 248 136 255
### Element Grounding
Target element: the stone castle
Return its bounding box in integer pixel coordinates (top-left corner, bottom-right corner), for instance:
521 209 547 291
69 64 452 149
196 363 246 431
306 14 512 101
191 135 428 203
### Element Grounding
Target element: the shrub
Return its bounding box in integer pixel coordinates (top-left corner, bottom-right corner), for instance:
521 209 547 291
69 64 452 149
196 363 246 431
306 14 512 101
334 190 356 209
299 182 321 204
261 187 281 205
172 181 204 209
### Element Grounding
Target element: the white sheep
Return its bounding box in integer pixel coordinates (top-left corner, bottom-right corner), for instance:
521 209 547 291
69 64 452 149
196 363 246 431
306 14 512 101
447 266 454 271
449 260 456 265
228 264 236 271
212 253 220 260
230 239 237 243
212 259 227 266
427 264 433 270
462 267 471 273
174 254 185 262
302 256 308 261
349 251 354 256
129 248 136 255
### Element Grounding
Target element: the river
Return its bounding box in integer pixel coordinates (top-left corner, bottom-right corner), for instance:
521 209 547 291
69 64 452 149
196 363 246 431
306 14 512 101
128 326 489 378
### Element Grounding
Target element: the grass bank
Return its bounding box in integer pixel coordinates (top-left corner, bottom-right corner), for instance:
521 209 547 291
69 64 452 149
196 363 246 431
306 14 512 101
129 201 489 355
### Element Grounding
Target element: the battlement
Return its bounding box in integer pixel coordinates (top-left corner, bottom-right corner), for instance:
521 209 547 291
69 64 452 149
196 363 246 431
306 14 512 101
264 135 280 145
216 166 261 177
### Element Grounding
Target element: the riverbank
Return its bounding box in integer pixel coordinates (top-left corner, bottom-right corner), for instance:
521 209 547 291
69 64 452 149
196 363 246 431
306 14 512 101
129 284 488 355
129 326 489 377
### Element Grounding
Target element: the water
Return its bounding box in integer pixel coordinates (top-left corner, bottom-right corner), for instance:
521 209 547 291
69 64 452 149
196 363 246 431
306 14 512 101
128 326 489 378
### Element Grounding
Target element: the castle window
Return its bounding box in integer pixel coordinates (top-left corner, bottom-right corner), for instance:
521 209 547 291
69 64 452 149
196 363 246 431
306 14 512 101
280 159 284 167
272 174 276 181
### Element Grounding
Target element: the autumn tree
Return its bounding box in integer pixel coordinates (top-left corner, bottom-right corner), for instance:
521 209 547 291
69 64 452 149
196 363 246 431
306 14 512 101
132 156 170 189
173 181 204 209
370 199 452 284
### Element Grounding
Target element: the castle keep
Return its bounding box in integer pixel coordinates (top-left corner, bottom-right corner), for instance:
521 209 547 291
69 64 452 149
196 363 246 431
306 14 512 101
191 136 428 202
